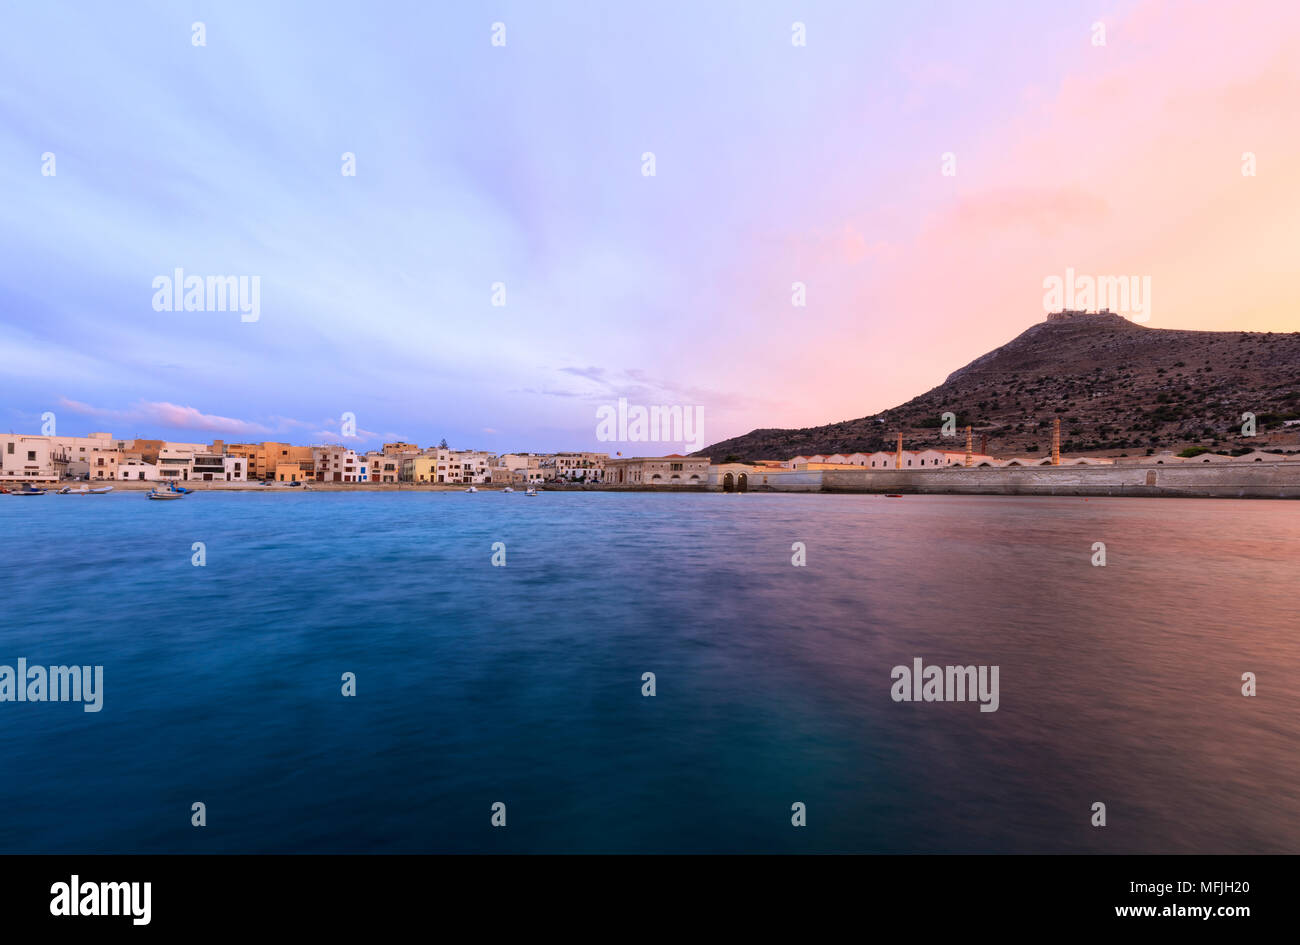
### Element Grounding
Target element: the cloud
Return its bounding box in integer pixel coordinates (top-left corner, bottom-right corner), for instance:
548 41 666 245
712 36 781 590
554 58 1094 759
58 397 274 436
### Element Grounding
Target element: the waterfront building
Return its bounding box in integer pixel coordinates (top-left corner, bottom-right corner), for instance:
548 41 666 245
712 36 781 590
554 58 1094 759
365 451 402 483
1 435 70 482
398 449 497 484
155 446 197 481
399 453 437 483
312 445 363 482
382 442 420 456
116 457 159 480
605 454 709 486
275 461 312 482
191 451 246 482
47 433 121 479
710 462 823 492
545 452 607 482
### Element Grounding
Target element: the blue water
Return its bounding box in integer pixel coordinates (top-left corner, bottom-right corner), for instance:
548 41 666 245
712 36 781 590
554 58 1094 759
1 491 1297 853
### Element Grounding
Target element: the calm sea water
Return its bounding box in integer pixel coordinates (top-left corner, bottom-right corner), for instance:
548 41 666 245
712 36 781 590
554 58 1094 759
1 491 1297 853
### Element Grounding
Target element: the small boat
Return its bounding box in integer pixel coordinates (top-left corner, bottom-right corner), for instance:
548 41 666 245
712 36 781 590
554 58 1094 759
57 486 73 494
14 486 47 496
147 489 184 500
88 485 113 494
525 487 538 496
167 484 193 494
502 487 514 493
465 486 478 493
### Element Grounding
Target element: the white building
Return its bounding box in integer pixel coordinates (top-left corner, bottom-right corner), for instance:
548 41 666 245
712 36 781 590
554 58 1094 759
191 451 247 482
1 435 70 482
117 459 160 481
51 432 121 479
156 446 196 481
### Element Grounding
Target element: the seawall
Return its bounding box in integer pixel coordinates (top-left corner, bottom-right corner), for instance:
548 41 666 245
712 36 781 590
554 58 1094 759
814 462 1300 499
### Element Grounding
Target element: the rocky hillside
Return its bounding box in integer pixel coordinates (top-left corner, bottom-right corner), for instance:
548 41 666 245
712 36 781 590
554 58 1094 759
699 313 1300 461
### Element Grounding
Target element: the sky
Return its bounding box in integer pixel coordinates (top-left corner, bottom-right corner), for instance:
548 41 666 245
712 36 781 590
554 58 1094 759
1 0 1298 453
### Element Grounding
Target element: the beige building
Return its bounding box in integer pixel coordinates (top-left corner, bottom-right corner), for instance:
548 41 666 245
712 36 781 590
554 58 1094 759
224 442 315 481
366 451 402 483
312 445 363 482
605 454 709 486
275 461 313 482
1 435 70 482
402 449 498 484
545 451 607 482
496 453 546 484
50 433 120 479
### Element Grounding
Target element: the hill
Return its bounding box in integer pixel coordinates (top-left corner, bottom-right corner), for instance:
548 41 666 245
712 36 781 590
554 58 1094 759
698 313 1300 461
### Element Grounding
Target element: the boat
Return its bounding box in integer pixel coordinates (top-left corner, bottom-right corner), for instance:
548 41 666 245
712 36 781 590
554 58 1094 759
147 489 184 500
14 486 47 496
57 486 73 494
465 486 478 493
167 484 193 494
88 485 113 494
525 487 538 496
502 487 514 493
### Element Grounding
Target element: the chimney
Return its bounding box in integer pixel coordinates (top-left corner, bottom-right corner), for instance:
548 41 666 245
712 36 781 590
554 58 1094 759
1052 418 1061 466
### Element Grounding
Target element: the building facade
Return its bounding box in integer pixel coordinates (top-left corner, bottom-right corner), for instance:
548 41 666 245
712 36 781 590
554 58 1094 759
604 455 709 486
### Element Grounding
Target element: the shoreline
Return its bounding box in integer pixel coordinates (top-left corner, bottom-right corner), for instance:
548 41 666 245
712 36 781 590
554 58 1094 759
11 461 1300 499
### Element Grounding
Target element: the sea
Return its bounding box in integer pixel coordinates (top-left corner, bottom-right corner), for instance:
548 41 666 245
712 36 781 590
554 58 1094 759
1 490 1297 853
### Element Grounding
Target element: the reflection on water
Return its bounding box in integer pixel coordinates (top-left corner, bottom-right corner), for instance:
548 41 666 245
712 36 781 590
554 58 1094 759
1 492 1296 852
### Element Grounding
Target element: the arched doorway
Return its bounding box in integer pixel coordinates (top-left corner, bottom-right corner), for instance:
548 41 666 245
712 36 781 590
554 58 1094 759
737 473 748 493
722 472 734 492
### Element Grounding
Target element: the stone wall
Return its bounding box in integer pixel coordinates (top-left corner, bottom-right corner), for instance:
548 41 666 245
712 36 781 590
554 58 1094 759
815 463 1300 499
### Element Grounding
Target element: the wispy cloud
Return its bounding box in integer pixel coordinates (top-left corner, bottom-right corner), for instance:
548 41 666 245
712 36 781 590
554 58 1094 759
58 398 274 436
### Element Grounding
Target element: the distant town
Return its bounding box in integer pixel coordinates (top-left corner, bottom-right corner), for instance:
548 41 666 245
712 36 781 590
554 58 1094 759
3 426 1298 495
0 433 713 487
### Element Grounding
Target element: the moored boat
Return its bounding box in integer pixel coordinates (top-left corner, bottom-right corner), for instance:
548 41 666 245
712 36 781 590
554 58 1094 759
147 489 184 500
88 485 114 494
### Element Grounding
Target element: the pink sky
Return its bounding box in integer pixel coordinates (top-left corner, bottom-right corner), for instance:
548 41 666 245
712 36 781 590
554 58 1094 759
718 0 1300 438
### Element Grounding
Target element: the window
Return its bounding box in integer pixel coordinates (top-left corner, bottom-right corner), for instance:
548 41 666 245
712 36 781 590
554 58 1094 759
27 451 36 461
